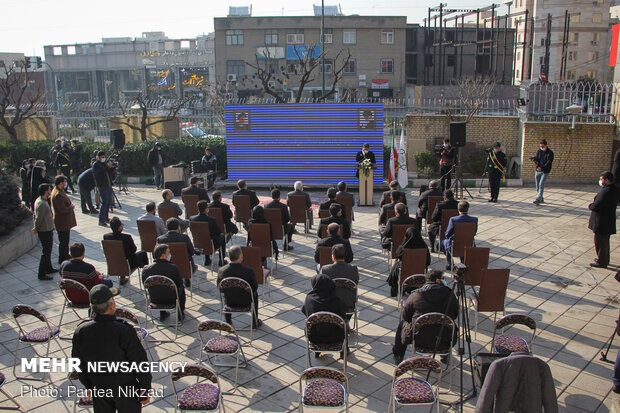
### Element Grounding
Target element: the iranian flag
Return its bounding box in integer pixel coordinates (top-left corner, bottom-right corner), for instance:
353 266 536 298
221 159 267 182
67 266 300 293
397 127 408 189
388 127 396 183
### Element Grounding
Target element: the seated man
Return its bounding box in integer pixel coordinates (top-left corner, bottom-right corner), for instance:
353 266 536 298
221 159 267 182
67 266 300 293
181 176 210 202
287 180 313 229
208 190 238 236
60 242 113 304
392 270 459 364
157 218 199 286
158 189 189 232
190 200 226 266
428 189 458 252
217 246 262 328
319 187 347 221
381 180 408 207
137 201 167 236
416 180 443 230
317 203 351 239
441 200 478 270
336 181 354 200
315 223 353 269
232 179 260 209
379 190 404 233
264 188 295 250
381 202 418 250
103 217 149 280
320 244 359 315
142 243 186 321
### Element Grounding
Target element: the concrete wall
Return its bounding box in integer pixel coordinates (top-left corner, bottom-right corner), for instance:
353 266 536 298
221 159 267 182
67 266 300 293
0 117 56 141
108 116 179 143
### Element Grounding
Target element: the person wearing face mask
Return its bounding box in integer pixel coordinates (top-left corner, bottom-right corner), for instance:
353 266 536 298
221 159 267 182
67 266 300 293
439 138 456 191
92 151 113 227
588 172 619 268
486 141 507 203
355 143 377 178
51 175 77 265
532 139 554 205
157 189 189 232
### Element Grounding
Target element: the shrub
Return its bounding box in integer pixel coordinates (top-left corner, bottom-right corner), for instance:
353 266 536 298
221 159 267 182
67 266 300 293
0 169 30 236
465 151 488 176
418 166 435 179
414 151 435 171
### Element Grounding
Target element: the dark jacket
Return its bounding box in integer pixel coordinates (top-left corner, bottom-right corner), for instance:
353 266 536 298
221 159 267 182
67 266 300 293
379 202 398 226
103 232 138 263
315 235 353 263
30 166 47 205
190 213 223 248
475 353 558 413
417 188 443 217
317 216 351 239
70 144 83 171
157 231 196 260
588 183 619 235
613 149 620 184
233 188 260 209
60 259 104 304
301 274 348 343
431 199 459 224
141 258 185 310
247 206 279 256
77 168 96 191
207 200 237 233
320 262 359 311
217 262 258 307
382 214 417 240
355 150 377 164
380 190 407 207
487 150 507 174
319 200 347 221
534 148 554 174
182 185 210 202
265 199 291 224
92 160 112 188
72 314 151 390
147 148 164 167
51 187 77 231
388 227 431 296
400 282 459 349
286 190 312 209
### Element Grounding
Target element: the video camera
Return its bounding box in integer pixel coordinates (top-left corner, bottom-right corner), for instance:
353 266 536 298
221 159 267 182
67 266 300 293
453 263 469 281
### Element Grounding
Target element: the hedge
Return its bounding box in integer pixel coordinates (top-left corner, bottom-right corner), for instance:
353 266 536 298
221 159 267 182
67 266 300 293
0 169 30 236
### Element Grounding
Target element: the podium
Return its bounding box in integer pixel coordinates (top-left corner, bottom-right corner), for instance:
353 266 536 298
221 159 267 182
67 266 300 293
358 169 374 206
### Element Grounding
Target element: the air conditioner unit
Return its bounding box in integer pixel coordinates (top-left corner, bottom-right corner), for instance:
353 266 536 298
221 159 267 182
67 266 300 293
268 80 276 89
591 40 598 45
227 74 237 82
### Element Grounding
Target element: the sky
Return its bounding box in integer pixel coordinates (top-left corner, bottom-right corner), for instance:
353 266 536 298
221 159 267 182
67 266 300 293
0 0 505 57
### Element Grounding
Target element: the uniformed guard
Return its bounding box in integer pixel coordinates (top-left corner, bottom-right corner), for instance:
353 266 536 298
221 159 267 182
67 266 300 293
486 141 507 203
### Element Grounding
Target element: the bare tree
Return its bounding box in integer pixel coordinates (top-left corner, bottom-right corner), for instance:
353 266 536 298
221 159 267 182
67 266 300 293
0 61 45 142
202 82 235 125
117 93 190 141
245 49 286 103
445 77 496 122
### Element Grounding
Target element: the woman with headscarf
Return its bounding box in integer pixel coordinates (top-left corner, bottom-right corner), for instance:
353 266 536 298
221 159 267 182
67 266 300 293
388 226 431 297
20 159 31 207
302 273 348 346
247 205 279 261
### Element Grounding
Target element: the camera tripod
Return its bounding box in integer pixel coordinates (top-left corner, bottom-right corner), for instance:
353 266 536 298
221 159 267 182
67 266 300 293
600 329 617 364
450 147 474 200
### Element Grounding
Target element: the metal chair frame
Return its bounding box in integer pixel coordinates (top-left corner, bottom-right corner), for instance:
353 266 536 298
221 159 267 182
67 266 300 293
67 371 92 412
241 246 271 305
397 274 426 316
305 312 348 374
143 275 183 342
491 314 537 355
170 364 226 413
189 221 216 280
0 373 23 411
288 195 312 234
115 307 154 360
218 277 257 343
333 278 359 347
387 356 442 413
57 278 91 339
101 239 139 299
298 367 349 413
468 268 510 339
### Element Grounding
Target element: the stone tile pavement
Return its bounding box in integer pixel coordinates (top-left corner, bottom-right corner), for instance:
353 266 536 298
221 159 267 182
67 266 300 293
0 184 618 412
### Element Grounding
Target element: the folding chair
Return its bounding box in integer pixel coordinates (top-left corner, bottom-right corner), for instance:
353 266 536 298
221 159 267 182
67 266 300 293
170 364 225 413
463 247 490 286
317 246 333 272
318 209 330 219
468 268 510 339
232 194 251 230
158 206 178 224
397 273 426 315
425 196 443 232
388 224 416 268
336 195 354 223
449 222 477 270
320 224 343 239
198 319 247 393
12 304 68 381
436 209 458 254
492 314 536 355
143 275 182 342
305 311 347 374
248 223 277 276
115 307 154 360
241 246 271 304
387 357 442 413
289 195 311 234
168 242 198 298
298 367 349 413
101 239 139 298
67 371 93 412
398 248 428 306
264 208 288 253
333 278 359 346
207 207 230 243
412 312 456 391
137 219 158 255
182 194 200 219
57 279 91 338
190 221 216 279
0 372 23 411
218 277 257 342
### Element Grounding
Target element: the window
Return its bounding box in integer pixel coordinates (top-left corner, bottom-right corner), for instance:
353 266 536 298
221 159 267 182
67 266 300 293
322 29 333 44
447 55 456 67
82 45 90 54
381 29 394 44
67 46 76 55
568 51 578 61
180 40 191 49
343 58 356 74
570 13 580 23
226 60 245 76
265 29 278 45
516 69 520 78
286 60 300 74
286 33 304 44
589 51 599 62
380 58 394 73
263 60 279 75
165 41 175 51
319 58 333 74
540 37 546 47
567 70 575 80
591 32 601 42
539 56 545 65
569 32 579 43
226 30 244 45
53 46 62 56
425 54 434 67
149 42 159 52
592 13 602 23
95 45 104 54
587 70 597 79
516 51 521 60
343 30 356 44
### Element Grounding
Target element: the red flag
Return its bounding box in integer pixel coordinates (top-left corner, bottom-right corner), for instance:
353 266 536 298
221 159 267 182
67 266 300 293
610 24 619 67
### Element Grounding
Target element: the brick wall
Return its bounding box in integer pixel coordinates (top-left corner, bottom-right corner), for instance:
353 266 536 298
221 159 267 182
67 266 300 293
0 117 55 141
522 122 616 182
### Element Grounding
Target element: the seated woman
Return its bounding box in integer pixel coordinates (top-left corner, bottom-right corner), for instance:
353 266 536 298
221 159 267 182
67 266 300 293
387 226 431 297
246 205 279 261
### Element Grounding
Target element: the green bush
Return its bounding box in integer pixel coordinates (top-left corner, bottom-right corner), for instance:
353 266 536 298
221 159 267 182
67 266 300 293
465 151 488 176
418 166 435 179
0 169 30 236
414 151 435 171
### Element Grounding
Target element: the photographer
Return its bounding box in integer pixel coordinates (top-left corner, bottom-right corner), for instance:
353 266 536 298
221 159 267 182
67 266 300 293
438 138 456 191
486 142 507 203
92 151 113 227
532 139 554 205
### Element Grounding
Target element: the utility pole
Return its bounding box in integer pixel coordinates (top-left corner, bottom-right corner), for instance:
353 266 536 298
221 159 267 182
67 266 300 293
543 13 552 80
321 0 325 96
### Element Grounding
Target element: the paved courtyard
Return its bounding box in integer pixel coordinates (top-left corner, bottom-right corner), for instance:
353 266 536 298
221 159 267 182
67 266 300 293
0 183 618 412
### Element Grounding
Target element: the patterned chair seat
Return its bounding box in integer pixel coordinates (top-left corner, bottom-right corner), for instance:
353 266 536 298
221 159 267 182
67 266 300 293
224 305 252 313
302 379 345 407
414 345 450 355
178 382 220 411
150 302 177 310
494 334 529 354
394 377 435 404
78 395 93 406
21 326 60 342
205 335 239 354
309 342 343 352
135 327 148 341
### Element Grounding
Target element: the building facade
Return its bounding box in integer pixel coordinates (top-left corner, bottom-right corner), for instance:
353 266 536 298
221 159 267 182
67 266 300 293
214 15 407 100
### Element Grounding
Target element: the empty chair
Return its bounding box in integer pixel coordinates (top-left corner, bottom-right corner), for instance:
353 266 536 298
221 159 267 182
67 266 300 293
469 268 510 338
101 239 138 297
425 196 443 232
305 312 347 374
115 307 153 360
449 222 477 269
492 314 537 355
298 367 349 413
198 319 247 393
264 208 288 252
137 219 158 255
168 242 198 296
241 246 271 303
463 247 490 286
182 194 200 219
57 279 91 337
412 312 456 391
333 278 359 345
248 223 277 276
218 277 257 342
232 194 252 229
288 195 312 233
336 195 354 223
190 221 215 278
158 206 178 224
388 357 442 413
67 370 93 412
143 275 182 341
170 364 225 413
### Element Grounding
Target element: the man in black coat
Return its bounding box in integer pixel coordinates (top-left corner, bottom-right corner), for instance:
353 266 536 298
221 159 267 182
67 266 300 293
190 200 226 266
315 223 353 265
287 180 314 229
392 270 459 364
265 188 295 249
589 171 619 268
428 189 459 252
217 246 261 328
147 142 165 190
487 142 507 202
317 204 351 239
56 144 76 193
533 139 555 205
77 167 97 214
142 244 186 320
208 191 238 236
92 151 113 227
320 244 359 313
232 179 260 209
355 143 377 178
416 180 442 230
157 218 199 285
181 177 210 202
319 187 347 221
336 181 354 200
382 202 418 250
70 139 84 177
613 148 620 191
379 190 404 232
104 217 148 281
381 181 408 207
72 285 152 411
